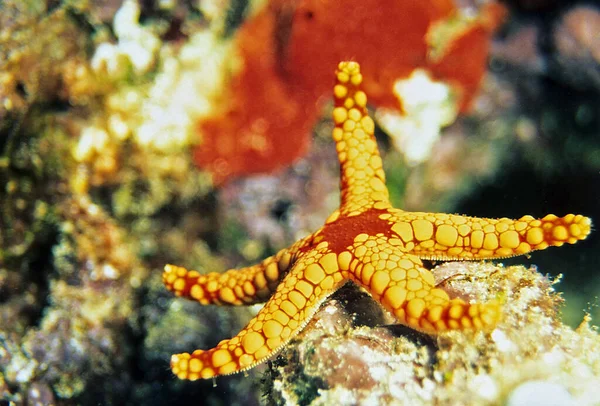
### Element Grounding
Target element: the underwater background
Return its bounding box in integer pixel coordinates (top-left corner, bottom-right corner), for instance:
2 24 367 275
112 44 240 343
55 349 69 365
1 0 599 405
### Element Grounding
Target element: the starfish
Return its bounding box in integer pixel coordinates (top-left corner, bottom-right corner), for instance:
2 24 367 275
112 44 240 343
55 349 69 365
163 61 592 380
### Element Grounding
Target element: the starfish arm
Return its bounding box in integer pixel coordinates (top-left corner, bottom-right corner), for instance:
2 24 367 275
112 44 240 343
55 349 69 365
333 62 391 217
163 247 297 306
170 248 348 380
384 209 592 260
346 238 500 333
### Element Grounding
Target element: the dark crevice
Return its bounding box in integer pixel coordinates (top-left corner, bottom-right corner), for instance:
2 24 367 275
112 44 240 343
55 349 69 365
46 0 61 13
65 6 102 37
14 81 27 98
223 0 249 38
270 198 294 223
24 223 59 328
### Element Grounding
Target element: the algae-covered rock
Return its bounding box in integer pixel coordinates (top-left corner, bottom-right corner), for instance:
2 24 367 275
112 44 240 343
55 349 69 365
0 1 88 133
265 262 600 405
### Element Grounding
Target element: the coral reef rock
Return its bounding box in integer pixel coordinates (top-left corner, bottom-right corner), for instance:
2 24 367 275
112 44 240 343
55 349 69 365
265 262 600 405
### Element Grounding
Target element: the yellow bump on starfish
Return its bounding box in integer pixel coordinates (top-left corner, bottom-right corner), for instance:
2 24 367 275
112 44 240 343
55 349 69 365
163 61 592 380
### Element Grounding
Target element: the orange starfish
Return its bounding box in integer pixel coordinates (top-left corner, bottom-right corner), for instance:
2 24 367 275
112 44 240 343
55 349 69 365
163 61 592 380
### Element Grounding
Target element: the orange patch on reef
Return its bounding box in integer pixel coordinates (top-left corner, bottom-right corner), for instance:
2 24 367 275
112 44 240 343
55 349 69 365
283 0 455 110
194 0 507 184
194 6 317 184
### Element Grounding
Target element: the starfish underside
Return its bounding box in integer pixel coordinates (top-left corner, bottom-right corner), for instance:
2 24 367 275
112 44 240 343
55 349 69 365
163 61 592 380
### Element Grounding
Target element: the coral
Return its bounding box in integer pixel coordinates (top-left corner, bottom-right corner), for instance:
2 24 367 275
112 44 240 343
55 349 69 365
0 195 145 403
194 4 315 184
67 0 229 215
1 1 259 401
375 69 459 165
0 1 88 136
92 0 161 77
553 5 600 90
194 0 507 183
266 262 600 405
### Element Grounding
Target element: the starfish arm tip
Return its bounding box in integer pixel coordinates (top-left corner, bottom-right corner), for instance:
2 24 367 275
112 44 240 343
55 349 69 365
520 213 592 251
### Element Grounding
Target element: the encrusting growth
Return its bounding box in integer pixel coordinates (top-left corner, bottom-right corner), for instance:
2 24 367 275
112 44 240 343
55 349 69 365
163 61 592 380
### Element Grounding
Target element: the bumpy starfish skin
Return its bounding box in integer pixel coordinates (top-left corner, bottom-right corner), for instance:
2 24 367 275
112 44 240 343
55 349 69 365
163 62 592 380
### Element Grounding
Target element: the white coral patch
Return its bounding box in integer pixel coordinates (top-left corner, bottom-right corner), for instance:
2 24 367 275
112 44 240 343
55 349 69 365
73 127 109 162
376 69 458 165
132 31 234 151
92 0 160 76
507 381 575 406
491 329 517 353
